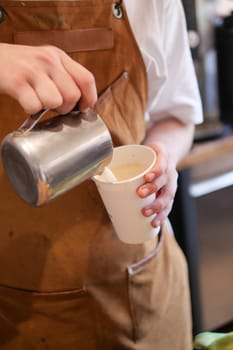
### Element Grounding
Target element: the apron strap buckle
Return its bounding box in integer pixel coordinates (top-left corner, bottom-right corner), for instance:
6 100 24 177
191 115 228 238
113 1 123 19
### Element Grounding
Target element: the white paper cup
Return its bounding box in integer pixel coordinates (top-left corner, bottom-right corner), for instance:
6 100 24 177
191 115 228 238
93 144 160 244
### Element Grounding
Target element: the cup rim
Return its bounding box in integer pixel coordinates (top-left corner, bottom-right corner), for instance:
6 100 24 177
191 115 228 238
93 144 156 184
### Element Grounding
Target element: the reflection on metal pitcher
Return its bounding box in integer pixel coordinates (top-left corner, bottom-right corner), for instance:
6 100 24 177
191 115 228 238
0 108 113 207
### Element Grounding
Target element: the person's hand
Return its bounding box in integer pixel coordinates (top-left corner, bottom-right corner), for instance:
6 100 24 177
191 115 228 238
137 142 178 228
0 43 97 115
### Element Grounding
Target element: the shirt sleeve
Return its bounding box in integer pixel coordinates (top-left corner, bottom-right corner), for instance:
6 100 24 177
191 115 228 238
148 0 203 125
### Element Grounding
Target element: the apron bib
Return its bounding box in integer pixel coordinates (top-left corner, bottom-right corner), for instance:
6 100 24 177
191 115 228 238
0 0 148 291
0 1 192 348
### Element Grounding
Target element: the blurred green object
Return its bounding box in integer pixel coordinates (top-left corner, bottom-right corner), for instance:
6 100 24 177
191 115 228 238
194 332 233 350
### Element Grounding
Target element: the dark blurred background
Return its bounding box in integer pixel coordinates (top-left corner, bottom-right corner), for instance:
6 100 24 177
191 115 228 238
171 0 233 335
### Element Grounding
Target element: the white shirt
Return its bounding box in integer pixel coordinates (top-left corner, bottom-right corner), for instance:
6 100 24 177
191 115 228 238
124 0 203 125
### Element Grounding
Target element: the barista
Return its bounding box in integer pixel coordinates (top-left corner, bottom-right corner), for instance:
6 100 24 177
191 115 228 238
0 0 203 349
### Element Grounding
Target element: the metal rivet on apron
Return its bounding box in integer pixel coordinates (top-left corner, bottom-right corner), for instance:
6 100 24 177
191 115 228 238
112 2 123 19
0 7 6 23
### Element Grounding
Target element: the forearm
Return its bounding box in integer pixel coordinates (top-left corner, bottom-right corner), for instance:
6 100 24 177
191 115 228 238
144 117 195 166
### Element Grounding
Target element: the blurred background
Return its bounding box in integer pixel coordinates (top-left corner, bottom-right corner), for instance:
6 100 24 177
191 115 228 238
170 0 233 335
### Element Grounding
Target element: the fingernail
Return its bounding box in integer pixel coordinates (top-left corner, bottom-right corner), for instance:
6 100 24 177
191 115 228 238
146 173 155 181
144 208 153 216
141 187 150 196
152 220 160 228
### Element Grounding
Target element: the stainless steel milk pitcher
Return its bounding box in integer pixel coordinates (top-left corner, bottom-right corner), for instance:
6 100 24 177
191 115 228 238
1 108 113 206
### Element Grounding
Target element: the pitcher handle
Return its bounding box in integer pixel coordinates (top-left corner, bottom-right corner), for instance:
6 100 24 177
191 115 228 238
18 109 49 134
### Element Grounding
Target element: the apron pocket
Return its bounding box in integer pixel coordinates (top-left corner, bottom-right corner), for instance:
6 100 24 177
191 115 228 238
14 27 114 53
127 227 169 342
0 285 99 349
95 70 145 145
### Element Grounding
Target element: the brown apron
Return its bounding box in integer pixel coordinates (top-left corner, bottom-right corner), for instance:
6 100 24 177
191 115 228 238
0 1 193 349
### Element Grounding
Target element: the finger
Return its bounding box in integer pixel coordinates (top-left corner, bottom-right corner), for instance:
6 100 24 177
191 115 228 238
142 186 175 225
142 185 172 214
142 198 173 227
15 83 43 115
137 176 166 198
142 197 163 217
48 69 82 114
137 183 158 198
143 153 166 184
30 73 64 111
60 52 97 110
151 200 174 228
144 164 164 182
